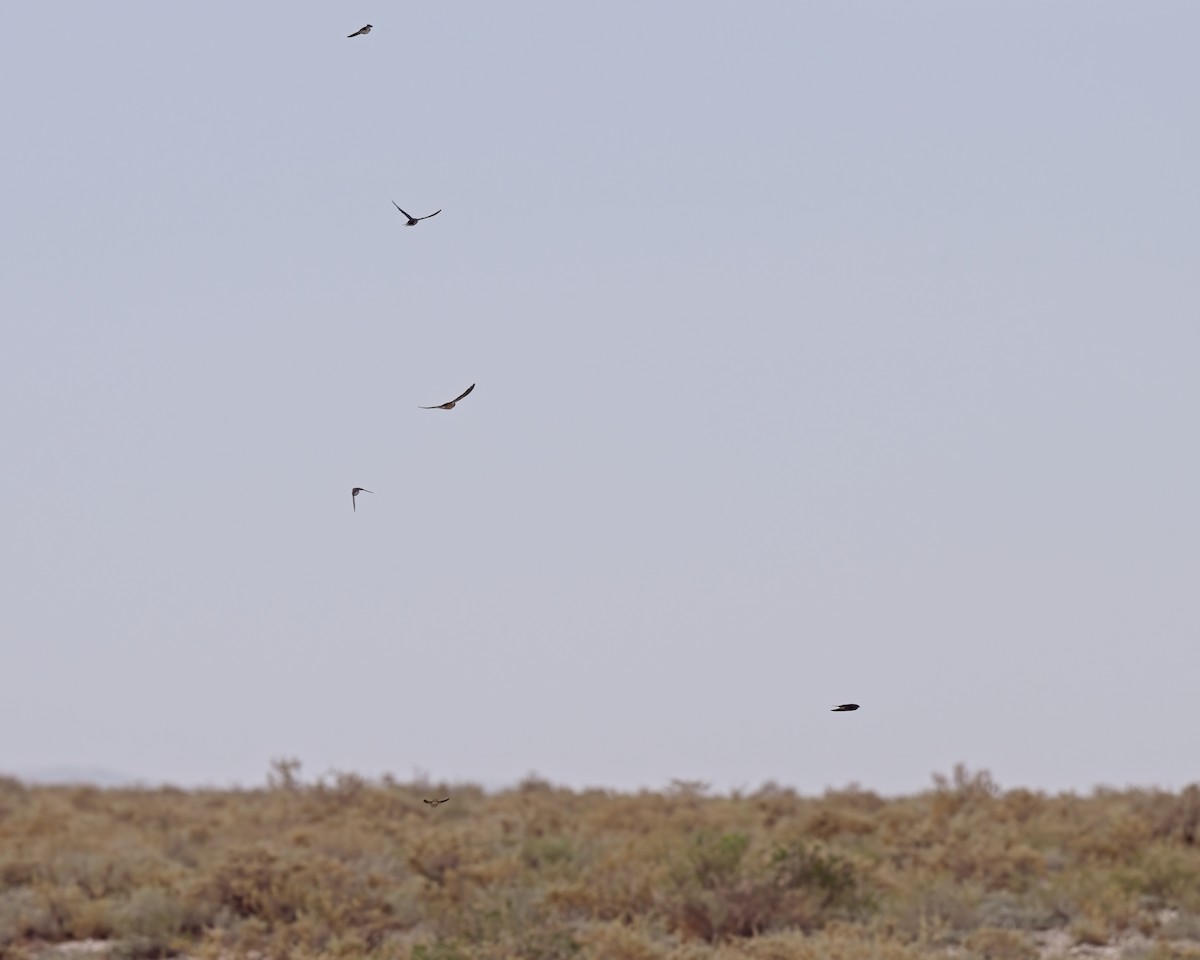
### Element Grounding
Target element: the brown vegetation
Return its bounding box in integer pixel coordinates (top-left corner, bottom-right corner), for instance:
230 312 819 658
2 764 1199 960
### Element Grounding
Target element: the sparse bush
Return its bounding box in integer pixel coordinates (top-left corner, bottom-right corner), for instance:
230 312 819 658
113 886 190 947
963 926 1039 960
266 757 302 791
662 833 869 941
0 889 51 947
1138 945 1200 960
1 769 1200 960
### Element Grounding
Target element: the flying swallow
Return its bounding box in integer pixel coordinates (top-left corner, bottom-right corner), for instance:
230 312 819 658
351 487 373 511
831 704 860 712
347 24 373 37
423 797 451 806
392 201 441 226
420 383 475 410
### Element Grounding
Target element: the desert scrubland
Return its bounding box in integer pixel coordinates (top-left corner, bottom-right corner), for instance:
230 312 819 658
2 765 1200 960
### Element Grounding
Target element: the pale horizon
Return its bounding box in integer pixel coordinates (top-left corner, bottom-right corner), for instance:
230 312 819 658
3 1 1198 798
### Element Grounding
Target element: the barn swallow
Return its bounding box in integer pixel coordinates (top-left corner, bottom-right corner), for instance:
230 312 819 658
351 487 373 511
348 24 373 37
831 704 860 712
392 201 441 226
423 797 451 807
420 383 475 410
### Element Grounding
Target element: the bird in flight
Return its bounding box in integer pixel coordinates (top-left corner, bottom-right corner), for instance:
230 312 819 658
392 201 441 226
423 798 451 807
351 487 373 511
831 704 860 712
347 24 373 37
420 383 475 410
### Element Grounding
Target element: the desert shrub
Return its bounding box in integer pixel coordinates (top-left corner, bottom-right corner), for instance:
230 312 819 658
804 806 879 841
997 789 1046 826
411 942 472 960
1136 945 1200 960
266 757 303 791
682 832 751 892
973 892 1060 931
544 842 664 923
962 926 1039 960
768 842 862 909
0 890 51 947
1158 911 1200 940
663 833 869 942
0 862 39 889
876 878 982 943
1135 846 1200 909
930 765 1002 821
113 886 193 946
6 771 1200 959
522 836 575 871
195 842 401 951
577 921 667 960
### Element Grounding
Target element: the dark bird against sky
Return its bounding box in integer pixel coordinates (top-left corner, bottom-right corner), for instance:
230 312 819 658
420 383 475 410
351 487 373 512
347 24 372 37
392 201 441 226
831 704 860 712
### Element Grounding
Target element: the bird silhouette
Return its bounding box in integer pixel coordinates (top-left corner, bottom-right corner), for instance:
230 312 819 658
351 487 373 511
420 383 475 410
423 797 451 807
347 24 373 37
831 704 860 712
392 201 441 226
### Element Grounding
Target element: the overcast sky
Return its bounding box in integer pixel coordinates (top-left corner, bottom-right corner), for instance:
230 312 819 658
2 1 1198 796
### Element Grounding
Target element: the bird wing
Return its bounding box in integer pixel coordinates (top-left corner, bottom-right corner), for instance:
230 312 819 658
391 201 412 219
417 209 442 221
451 383 476 404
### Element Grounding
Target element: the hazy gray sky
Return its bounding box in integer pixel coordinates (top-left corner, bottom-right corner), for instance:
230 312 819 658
3 2 1198 795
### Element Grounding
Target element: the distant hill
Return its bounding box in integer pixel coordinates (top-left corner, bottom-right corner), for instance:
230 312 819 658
4 765 143 787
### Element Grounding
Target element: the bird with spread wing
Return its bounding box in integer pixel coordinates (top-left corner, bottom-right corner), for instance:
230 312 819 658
392 201 441 226
420 384 475 410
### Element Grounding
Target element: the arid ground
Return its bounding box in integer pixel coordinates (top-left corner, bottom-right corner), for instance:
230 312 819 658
2 765 1199 960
